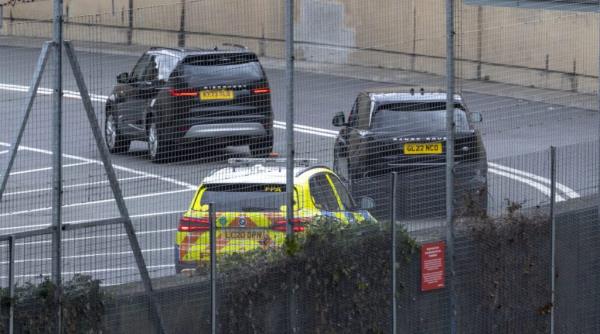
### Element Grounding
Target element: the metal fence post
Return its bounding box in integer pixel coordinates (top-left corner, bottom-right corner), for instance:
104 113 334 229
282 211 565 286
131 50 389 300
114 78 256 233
391 172 398 334
209 203 217 334
549 146 557 334
445 0 457 332
285 0 298 332
8 236 15 334
51 1 64 332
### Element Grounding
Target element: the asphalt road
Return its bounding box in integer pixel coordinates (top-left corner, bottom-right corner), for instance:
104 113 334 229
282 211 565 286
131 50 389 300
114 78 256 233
0 44 596 285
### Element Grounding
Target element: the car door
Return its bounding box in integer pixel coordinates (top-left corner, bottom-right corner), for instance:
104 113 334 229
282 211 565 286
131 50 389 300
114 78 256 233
116 53 157 137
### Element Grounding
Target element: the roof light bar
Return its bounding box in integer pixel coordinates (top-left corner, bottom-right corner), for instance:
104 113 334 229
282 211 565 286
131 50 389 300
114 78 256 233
227 158 317 167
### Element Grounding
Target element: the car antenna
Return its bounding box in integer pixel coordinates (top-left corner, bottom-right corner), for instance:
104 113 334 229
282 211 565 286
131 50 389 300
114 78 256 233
420 88 425 95
410 88 415 95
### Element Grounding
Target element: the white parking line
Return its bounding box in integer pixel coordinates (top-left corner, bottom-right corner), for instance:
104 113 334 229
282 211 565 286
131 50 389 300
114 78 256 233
0 189 193 217
489 162 580 199
9 161 92 176
4 175 152 196
0 150 8 155
0 210 183 233
488 168 566 202
0 141 197 190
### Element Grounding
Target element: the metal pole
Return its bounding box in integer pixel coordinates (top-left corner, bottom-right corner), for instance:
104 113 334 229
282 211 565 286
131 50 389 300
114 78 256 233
63 41 165 334
445 0 457 331
51 0 64 332
285 1 297 332
8 236 15 334
209 203 217 334
391 172 398 334
549 146 557 334
0 42 52 201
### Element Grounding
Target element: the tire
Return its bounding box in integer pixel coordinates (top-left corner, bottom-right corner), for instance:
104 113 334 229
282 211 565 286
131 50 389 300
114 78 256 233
105 114 131 154
250 133 274 158
147 120 175 163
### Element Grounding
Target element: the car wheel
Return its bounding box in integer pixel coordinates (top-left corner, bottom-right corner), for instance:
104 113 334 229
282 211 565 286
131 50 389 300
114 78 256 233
105 114 130 154
147 121 174 163
250 134 273 158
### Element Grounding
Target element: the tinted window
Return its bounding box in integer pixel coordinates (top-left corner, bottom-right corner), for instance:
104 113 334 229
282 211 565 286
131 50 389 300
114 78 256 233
309 174 341 211
328 175 356 211
372 102 469 132
130 54 152 82
198 184 290 212
181 53 264 81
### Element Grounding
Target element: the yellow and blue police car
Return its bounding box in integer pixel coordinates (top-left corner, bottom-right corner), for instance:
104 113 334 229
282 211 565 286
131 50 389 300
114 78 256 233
175 158 375 272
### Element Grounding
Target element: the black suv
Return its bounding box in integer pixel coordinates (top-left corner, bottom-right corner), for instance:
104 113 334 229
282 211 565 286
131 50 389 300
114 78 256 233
105 46 274 162
332 88 487 219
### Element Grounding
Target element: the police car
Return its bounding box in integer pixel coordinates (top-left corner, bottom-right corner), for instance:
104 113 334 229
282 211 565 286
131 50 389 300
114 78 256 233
175 158 375 273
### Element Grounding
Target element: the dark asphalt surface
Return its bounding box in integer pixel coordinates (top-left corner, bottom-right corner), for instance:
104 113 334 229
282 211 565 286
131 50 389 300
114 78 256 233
0 44 597 285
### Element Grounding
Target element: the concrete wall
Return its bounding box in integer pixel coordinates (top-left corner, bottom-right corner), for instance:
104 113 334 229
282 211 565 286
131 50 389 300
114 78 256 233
1 0 596 93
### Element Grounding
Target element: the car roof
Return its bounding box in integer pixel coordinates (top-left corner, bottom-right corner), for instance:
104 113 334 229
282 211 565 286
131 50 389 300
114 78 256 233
201 165 330 186
147 46 255 59
364 87 462 103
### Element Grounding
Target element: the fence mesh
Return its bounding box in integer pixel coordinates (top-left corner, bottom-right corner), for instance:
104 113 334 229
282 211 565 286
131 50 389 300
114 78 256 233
0 0 599 333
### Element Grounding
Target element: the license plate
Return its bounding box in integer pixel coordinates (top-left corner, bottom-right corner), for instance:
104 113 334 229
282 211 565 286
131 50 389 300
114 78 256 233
199 90 234 101
404 142 443 155
223 231 267 240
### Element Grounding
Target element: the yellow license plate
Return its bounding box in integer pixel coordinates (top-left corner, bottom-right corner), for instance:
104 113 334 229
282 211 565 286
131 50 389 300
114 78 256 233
404 142 443 155
199 90 234 101
223 231 267 240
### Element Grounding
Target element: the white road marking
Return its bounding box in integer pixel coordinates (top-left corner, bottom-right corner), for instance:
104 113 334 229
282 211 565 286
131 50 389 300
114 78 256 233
0 210 183 232
0 141 197 190
0 189 193 217
4 175 152 196
0 150 8 155
9 161 92 176
488 168 566 202
489 162 580 199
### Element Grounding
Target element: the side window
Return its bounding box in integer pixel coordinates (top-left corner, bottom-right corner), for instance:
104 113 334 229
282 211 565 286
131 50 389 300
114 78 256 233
130 54 152 83
356 94 372 129
154 54 179 81
347 99 359 127
327 174 356 211
309 174 341 211
142 56 159 82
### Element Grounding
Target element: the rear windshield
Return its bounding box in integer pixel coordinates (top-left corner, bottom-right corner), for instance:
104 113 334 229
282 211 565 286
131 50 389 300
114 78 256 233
372 102 469 132
181 53 264 81
198 184 293 212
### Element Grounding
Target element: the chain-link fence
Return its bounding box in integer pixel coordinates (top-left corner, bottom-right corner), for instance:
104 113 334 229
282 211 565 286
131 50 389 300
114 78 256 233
0 0 599 333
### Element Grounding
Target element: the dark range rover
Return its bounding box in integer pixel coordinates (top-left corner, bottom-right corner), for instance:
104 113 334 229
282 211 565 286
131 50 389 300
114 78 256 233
332 88 487 220
105 46 274 162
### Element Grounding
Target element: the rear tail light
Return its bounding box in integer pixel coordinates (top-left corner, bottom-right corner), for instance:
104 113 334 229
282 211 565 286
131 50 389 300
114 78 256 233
251 87 271 95
178 216 210 232
169 88 198 97
271 218 309 233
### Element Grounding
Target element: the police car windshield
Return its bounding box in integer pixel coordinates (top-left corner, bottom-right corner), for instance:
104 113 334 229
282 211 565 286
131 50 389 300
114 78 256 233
200 184 290 212
372 102 469 132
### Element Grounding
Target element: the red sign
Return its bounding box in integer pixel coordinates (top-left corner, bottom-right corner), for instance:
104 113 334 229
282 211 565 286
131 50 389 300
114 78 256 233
421 241 445 292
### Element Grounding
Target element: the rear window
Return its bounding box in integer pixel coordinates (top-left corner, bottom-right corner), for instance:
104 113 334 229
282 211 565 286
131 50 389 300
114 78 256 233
196 184 295 212
372 102 469 132
181 53 264 81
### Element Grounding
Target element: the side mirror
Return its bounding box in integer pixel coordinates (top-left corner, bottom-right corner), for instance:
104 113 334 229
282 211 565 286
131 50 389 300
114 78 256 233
470 112 483 123
117 72 130 84
332 111 346 127
359 197 375 210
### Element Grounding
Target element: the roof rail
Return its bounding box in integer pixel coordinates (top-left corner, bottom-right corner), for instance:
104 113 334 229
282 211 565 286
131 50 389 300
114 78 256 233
227 158 316 167
221 42 248 50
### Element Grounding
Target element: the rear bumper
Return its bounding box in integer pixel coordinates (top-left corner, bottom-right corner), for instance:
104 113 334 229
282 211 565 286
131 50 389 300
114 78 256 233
183 122 267 139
